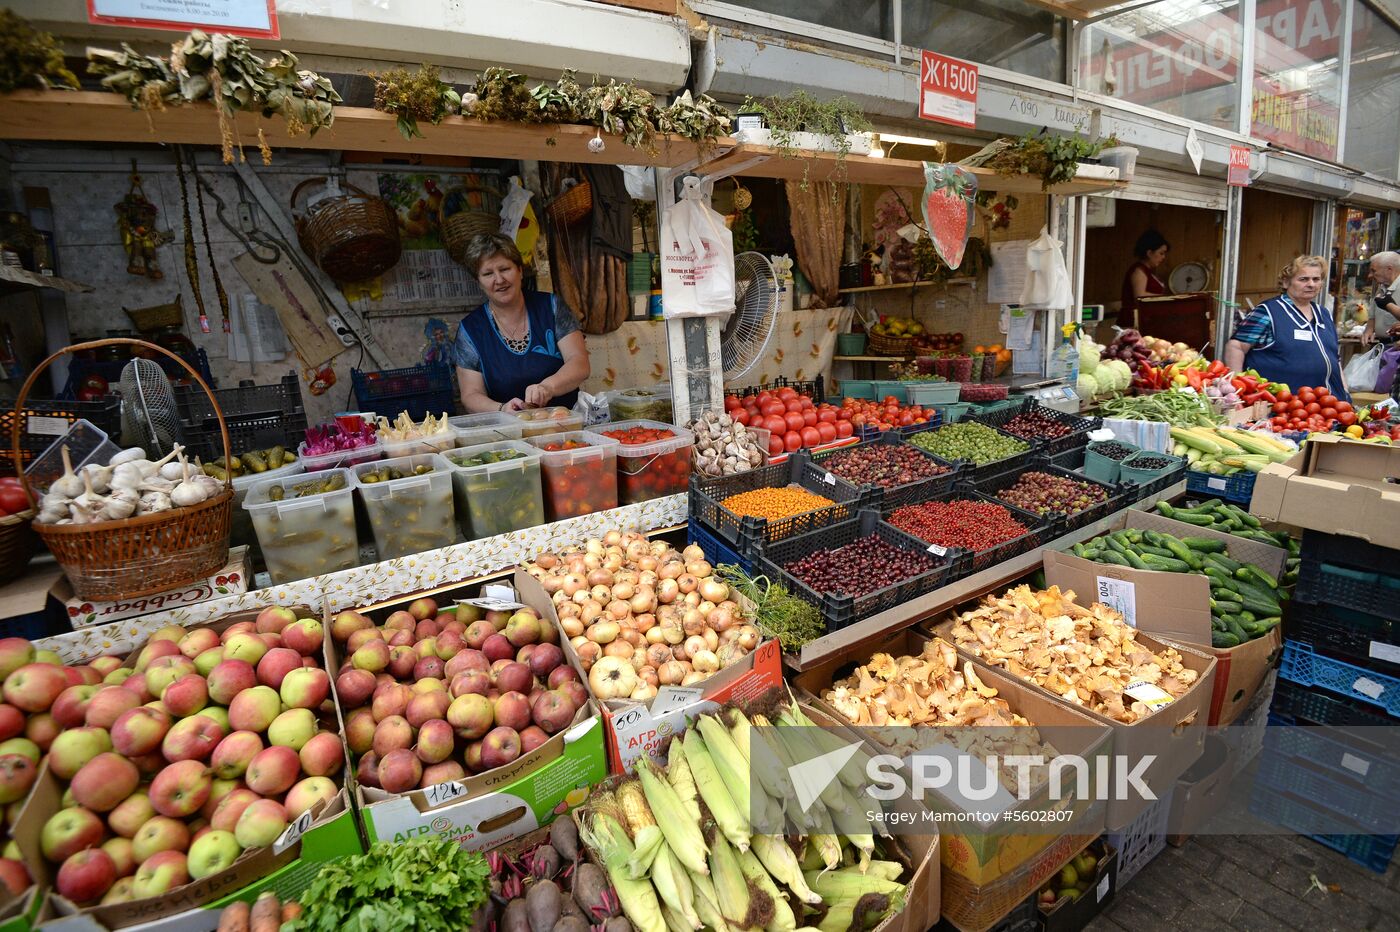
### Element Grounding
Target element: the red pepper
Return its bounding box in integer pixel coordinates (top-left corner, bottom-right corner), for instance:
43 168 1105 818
1187 368 1204 390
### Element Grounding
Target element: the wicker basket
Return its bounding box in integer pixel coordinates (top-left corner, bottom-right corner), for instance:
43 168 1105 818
13 339 234 601
292 177 402 283
866 330 914 356
545 180 593 227
0 512 36 586
440 185 505 266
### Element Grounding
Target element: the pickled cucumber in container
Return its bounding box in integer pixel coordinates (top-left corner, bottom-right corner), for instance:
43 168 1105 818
442 440 545 539
353 453 458 560
243 468 358 584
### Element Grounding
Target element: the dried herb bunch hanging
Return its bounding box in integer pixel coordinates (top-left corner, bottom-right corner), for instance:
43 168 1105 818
961 132 1107 191
87 29 341 164
0 9 79 92
371 63 461 139
469 67 537 122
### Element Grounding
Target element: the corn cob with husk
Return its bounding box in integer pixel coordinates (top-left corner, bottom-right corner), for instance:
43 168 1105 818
708 832 775 931
636 755 709 876
577 808 667 932
620 779 666 878
652 841 702 929
684 727 750 852
666 737 702 824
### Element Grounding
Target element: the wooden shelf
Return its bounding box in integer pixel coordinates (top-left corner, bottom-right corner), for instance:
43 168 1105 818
839 279 974 294
0 91 717 167
833 355 911 362
0 265 92 294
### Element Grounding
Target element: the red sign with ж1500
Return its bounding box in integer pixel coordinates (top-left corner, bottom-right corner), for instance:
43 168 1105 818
919 51 978 129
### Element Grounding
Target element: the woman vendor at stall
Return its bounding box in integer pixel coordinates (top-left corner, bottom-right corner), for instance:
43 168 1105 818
1224 255 1348 401
1120 230 1170 322
453 233 590 412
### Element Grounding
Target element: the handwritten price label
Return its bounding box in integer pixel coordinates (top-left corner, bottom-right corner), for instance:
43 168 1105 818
926 543 948 557
423 781 468 808
273 810 314 854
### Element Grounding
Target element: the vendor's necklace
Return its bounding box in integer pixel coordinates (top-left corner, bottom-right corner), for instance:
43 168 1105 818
492 307 530 352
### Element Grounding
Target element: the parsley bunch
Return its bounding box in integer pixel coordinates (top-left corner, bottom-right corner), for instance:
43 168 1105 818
288 837 490 932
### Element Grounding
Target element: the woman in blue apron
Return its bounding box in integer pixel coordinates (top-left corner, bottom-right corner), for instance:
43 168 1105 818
1224 255 1349 402
452 233 590 413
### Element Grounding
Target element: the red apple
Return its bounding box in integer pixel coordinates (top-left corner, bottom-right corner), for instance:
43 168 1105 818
355 751 381 789
279 667 330 710
519 725 549 754
372 716 415 757
298 732 344 777
48 726 113 780
149 760 212 818
131 815 190 861
2 663 69 712
161 714 225 763
131 849 189 898
421 761 466 788
446 693 494 740
407 597 438 621
161 673 209 717
335 668 376 707
57 848 117 904
256 648 302 690
245 746 300 796
344 708 376 755
51 685 99 729
282 618 324 656
330 610 372 643
71 753 140 812
41 805 107 862
110 706 171 757
209 788 260 833
0 704 23 742
554 680 588 710
177 628 221 660
107 791 155 838
255 606 297 634
414 718 455 764
209 730 263 780
480 726 522 770
376 748 422 794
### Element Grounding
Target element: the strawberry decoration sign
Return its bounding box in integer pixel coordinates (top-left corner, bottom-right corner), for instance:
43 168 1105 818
921 163 978 271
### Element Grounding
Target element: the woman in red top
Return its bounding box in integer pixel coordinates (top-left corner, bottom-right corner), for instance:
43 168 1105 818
1120 230 1170 323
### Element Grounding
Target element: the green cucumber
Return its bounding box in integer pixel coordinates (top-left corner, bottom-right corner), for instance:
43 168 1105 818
1182 536 1228 553
1212 630 1241 648
1237 565 1279 590
1140 554 1191 573
1095 551 1130 567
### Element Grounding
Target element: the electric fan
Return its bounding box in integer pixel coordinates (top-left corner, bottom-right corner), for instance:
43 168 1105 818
118 358 185 454
720 252 780 382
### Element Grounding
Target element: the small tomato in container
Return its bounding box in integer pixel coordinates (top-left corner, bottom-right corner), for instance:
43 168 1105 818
598 420 695 505
526 430 619 520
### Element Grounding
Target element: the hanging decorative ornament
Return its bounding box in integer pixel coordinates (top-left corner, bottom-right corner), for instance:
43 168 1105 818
587 128 606 153
114 161 170 279
921 162 978 271
733 179 752 210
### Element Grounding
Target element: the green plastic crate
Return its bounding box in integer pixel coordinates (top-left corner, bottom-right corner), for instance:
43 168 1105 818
903 381 961 405
931 402 975 423
839 379 876 400
869 380 908 402
837 333 867 355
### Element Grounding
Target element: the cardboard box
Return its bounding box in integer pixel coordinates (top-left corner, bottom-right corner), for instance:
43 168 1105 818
939 832 1099 932
0 887 40 932
344 577 608 853
515 570 784 774
1249 433 1400 549
933 553 1217 831
1166 734 1233 846
791 628 1112 888
1090 509 1285 725
0 565 67 641
1036 837 1118 932
58 549 249 629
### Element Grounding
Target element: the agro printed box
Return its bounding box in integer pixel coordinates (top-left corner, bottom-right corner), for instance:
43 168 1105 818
933 554 1217 832
58 548 250 630
515 570 784 774
1249 433 1400 549
341 577 608 853
792 627 1112 888
18 606 362 930
1096 509 1286 725
0 887 40 932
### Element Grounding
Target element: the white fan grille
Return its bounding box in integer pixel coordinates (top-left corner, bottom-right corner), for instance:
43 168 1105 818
118 358 184 453
722 252 779 381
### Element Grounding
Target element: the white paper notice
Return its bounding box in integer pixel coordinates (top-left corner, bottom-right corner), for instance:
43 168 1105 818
1185 127 1204 174
1096 576 1137 626
989 240 1032 304
1352 677 1385 700
1005 307 1035 351
1340 752 1372 778
1370 642 1400 664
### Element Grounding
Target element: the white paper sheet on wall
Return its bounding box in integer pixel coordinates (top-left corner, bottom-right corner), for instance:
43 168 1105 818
988 240 1031 304
1003 306 1035 351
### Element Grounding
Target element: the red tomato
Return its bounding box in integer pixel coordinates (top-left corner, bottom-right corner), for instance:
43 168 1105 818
768 435 785 456
724 394 741 410
1272 402 1290 414
1339 411 1357 425
1305 402 1321 414
800 426 821 447
800 397 815 410
835 420 853 439
776 387 798 401
783 411 805 431
781 399 801 415
1276 390 1292 402
1318 394 1336 408
763 415 787 435
759 401 782 417
0 486 27 515
1321 407 1338 420
732 408 751 426
1271 416 1286 428
816 422 837 443
817 408 837 424
801 409 818 428
1299 389 1317 404
755 391 773 406
898 412 914 426
1336 401 1353 413
850 414 866 428
783 430 803 453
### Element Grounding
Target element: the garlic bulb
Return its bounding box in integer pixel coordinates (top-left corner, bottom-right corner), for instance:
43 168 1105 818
192 473 223 498
51 445 85 499
110 461 146 492
36 498 70 524
159 460 185 482
103 488 139 521
170 454 209 508
138 490 173 514
109 447 147 467
142 447 183 480
80 462 113 495
138 476 175 494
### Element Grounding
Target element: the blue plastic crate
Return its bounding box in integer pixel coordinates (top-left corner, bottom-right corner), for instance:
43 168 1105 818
352 364 456 422
1249 787 1399 873
688 520 754 575
1185 468 1256 505
1256 747 1394 834
855 412 944 442
1264 715 1400 802
1279 641 1400 718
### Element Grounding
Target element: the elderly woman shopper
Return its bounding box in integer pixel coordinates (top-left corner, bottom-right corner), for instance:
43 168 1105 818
453 233 591 413
1224 255 1348 402
1363 250 1400 346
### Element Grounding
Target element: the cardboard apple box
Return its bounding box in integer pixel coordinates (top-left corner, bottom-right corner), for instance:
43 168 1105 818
792 626 1112 888
59 549 250 630
16 606 361 929
515 569 783 774
0 885 40 932
932 554 1217 832
334 580 608 853
1249 432 1400 548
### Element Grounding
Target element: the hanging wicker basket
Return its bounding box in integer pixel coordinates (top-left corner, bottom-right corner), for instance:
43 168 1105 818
292 177 402 283
13 339 234 601
440 185 505 266
545 179 593 228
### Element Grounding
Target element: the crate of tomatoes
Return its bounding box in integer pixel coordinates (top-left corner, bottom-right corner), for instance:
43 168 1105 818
840 395 941 439
597 420 695 504
1263 385 1358 434
525 430 620 520
724 385 855 456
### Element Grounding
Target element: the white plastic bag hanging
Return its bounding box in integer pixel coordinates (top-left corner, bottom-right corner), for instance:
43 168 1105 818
1343 343 1382 389
1020 226 1073 310
660 177 734 318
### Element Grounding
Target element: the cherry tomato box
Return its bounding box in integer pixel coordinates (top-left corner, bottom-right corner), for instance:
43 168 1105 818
526 430 619 521
597 419 694 505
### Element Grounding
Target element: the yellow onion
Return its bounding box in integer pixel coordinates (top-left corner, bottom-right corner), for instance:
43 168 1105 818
708 604 736 633
677 574 699 594
580 601 604 625
658 561 685 581
639 667 659 688
606 600 631 621
681 671 708 687
682 592 701 609
699 580 728 603
716 642 745 668
575 640 601 666
536 553 560 570
686 560 713 578
604 530 623 547
620 628 643 647
630 589 656 615
682 544 706 563
561 616 585 638
639 570 659 588
561 573 587 597
644 626 666 645
634 613 655 633
702 628 719 653
659 618 684 646
603 639 634 659
587 621 620 644
646 644 673 667
584 553 602 572
631 682 658 701
541 574 565 594
573 590 593 606
656 578 680 604
691 650 719 674
683 634 707 659
626 540 648 562
682 609 707 637
587 568 614 587
734 625 759 651
657 660 687 685
611 581 636 602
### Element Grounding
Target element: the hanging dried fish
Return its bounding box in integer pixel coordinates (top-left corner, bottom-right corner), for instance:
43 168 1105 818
173 148 209 333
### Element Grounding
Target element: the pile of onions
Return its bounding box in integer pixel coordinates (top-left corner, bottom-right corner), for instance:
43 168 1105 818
524 531 761 702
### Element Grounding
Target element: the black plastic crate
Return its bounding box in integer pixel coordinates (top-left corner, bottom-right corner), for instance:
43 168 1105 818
733 375 826 405
883 488 1052 574
688 520 755 575
971 460 1126 534
757 508 964 634
1286 601 1400 676
854 412 944 442
800 433 963 511
1126 459 1188 502
688 457 870 558
968 397 1100 457
1269 678 1395 729
1296 561 1400 625
903 421 1036 484
173 373 308 463
0 396 124 476
351 364 456 422
1049 445 1087 472
60 347 214 399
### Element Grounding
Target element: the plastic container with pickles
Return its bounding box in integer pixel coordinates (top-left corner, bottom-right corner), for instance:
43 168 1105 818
442 440 545 539
243 468 358 584
353 453 458 560
513 406 584 439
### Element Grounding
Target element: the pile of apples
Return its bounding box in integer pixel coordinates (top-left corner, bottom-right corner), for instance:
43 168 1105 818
331 595 587 796
27 608 344 908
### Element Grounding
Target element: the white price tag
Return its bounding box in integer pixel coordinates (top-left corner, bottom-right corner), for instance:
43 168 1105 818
459 596 525 612
1095 576 1137 626
483 584 517 603
273 810 314 854
651 686 705 717
1206 477 1228 491
927 543 948 557
1352 677 1385 700
824 471 836 486
423 780 469 808
1097 873 1112 902
25 416 69 436
1369 642 1400 664
1341 752 1372 778
1124 680 1175 711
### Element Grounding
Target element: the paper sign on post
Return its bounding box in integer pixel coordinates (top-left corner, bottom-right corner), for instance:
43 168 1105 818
1185 127 1204 174
1228 145 1252 186
919 51 978 129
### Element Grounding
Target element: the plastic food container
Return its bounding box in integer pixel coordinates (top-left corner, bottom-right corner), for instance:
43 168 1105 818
243 468 358 584
526 430 620 520
596 420 695 505
354 453 458 560
1098 145 1139 182
230 458 305 551
449 411 524 447
604 384 673 423
380 429 458 460
296 438 383 473
25 419 119 496
514 406 585 439
442 440 545 540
